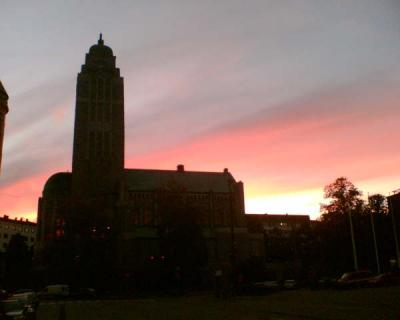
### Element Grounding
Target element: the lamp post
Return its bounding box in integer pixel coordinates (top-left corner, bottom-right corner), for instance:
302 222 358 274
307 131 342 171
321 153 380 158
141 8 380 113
368 194 381 274
370 210 381 273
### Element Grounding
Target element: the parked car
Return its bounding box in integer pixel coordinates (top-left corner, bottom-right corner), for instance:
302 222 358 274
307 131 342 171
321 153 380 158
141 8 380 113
39 284 69 300
336 271 374 289
254 280 280 289
70 288 96 300
12 290 33 295
368 272 400 287
240 280 280 295
10 292 39 309
283 279 298 289
0 298 36 320
0 290 9 301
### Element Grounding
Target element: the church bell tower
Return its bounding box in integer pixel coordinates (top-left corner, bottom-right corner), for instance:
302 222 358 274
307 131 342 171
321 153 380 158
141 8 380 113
0 81 9 173
72 35 124 198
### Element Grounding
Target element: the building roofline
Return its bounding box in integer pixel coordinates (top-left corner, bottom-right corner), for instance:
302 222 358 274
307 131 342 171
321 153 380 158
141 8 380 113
124 167 234 176
246 213 310 218
0 216 37 226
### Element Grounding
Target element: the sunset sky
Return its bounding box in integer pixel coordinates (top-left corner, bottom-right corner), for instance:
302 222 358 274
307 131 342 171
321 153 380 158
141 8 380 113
1 1 400 221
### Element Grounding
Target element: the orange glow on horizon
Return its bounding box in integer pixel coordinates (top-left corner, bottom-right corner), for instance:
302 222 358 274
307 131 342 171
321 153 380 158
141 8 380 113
0 171 59 222
245 189 324 220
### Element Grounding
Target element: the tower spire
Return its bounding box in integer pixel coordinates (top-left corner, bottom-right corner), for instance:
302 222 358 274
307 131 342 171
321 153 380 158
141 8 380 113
98 33 104 45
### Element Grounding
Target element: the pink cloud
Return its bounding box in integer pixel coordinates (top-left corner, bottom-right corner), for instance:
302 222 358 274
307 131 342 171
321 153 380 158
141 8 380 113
127 87 400 201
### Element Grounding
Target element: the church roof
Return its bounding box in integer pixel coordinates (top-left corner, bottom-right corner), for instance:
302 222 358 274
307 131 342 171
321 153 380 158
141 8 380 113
43 172 72 196
124 168 236 193
0 81 8 100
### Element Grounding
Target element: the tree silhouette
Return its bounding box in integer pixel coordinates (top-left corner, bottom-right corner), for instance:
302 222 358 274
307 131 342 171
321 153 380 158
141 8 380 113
321 177 364 219
318 177 365 274
5 234 32 290
367 194 388 216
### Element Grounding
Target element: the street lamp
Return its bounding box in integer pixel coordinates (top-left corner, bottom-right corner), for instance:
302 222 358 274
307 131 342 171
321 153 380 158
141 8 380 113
368 194 381 274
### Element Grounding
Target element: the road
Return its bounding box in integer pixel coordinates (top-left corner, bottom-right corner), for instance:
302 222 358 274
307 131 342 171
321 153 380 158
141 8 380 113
37 286 400 320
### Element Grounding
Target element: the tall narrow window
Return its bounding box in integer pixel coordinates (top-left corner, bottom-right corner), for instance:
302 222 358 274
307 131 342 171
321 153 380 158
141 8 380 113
89 132 95 158
105 79 111 101
97 133 103 158
104 104 110 122
104 131 110 155
98 103 103 122
89 103 95 121
91 78 96 100
98 79 104 100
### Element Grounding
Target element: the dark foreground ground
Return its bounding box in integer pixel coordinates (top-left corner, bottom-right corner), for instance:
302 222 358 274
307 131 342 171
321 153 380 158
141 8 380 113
37 286 400 320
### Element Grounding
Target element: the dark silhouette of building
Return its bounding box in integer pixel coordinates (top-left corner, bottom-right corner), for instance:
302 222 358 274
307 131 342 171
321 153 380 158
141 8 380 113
0 80 9 173
387 192 400 269
36 36 264 277
246 214 311 281
72 34 124 200
246 213 310 237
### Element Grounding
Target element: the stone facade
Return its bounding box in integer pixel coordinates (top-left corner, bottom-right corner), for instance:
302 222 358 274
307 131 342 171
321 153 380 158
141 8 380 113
0 81 9 173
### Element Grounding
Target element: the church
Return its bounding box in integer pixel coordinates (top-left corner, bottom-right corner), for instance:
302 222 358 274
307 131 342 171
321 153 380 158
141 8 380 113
36 36 263 279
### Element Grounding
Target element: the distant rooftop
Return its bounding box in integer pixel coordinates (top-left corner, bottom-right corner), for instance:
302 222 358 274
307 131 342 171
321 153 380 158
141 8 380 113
246 213 310 223
0 214 36 226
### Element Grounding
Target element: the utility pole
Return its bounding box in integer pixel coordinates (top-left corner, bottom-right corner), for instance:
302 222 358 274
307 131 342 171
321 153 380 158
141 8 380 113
348 209 359 271
368 194 381 274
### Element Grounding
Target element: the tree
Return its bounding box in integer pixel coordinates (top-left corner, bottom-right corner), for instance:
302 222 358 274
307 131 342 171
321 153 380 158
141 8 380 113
367 194 388 216
317 181 396 275
321 177 364 219
320 177 365 273
365 194 394 273
5 234 33 290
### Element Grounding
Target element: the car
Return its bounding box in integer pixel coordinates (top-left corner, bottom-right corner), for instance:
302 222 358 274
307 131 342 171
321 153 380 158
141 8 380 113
39 284 69 300
12 290 33 295
254 280 280 289
0 298 36 320
10 292 39 309
368 272 400 287
336 271 374 289
70 288 96 300
239 280 281 295
283 279 298 289
0 290 9 301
